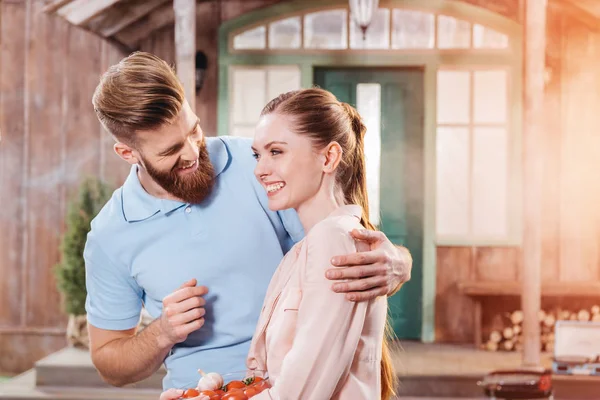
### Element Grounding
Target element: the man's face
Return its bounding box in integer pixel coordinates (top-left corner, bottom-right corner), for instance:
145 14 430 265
134 101 215 204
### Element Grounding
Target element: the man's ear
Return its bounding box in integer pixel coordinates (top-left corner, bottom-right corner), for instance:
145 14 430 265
322 141 343 174
114 142 139 166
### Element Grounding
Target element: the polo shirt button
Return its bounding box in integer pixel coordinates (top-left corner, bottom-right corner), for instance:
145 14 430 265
185 206 192 214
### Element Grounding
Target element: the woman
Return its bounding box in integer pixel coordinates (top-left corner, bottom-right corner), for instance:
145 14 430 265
161 88 395 399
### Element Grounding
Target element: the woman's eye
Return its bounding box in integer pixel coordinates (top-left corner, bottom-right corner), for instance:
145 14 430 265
270 149 281 156
252 152 260 160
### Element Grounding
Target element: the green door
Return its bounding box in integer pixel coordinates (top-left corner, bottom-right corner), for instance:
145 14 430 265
314 68 425 339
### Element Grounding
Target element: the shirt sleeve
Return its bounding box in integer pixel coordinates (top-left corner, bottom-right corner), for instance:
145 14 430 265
255 222 368 399
84 232 143 330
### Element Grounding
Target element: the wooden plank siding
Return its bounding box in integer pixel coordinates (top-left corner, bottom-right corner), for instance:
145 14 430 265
0 0 127 374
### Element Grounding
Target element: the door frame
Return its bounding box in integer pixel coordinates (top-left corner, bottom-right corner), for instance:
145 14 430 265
217 0 523 342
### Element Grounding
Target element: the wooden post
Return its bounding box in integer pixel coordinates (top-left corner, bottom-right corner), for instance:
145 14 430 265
174 0 196 111
522 0 547 368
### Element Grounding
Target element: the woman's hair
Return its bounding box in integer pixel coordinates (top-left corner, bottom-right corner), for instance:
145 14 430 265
261 88 396 399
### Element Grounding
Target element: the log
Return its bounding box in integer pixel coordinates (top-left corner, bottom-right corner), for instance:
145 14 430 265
558 310 571 320
490 331 502 343
578 309 591 321
538 310 546 322
503 327 515 340
592 305 600 315
592 314 600 322
513 325 522 335
543 314 556 328
511 310 525 325
486 340 499 352
503 340 515 351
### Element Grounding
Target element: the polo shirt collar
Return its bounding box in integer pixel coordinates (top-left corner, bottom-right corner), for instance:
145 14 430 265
121 137 230 222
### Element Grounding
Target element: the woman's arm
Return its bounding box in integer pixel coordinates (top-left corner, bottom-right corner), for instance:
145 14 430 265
255 224 370 399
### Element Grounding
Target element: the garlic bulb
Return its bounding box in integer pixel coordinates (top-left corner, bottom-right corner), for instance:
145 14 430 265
197 371 224 391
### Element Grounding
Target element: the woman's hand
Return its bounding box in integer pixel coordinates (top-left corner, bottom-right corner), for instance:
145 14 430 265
160 389 184 400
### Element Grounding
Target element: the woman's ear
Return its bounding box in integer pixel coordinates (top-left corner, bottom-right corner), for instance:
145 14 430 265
322 142 343 174
114 142 140 165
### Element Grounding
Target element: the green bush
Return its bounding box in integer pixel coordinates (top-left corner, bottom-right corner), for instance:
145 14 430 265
55 177 112 316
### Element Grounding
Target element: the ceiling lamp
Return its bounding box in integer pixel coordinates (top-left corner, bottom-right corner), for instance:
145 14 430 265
349 0 380 40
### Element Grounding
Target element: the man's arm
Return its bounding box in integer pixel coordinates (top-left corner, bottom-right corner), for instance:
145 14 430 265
89 322 169 387
325 229 413 302
89 279 207 387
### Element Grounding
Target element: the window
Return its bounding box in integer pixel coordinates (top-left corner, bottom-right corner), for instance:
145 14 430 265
229 66 301 138
436 69 510 241
232 9 509 51
356 83 382 225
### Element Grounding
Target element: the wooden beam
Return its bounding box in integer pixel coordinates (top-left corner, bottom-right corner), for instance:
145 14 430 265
522 0 547 369
57 0 121 26
42 0 75 14
174 0 196 110
114 2 175 49
97 0 171 38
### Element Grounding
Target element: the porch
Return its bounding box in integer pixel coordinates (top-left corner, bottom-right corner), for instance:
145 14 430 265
1 342 599 400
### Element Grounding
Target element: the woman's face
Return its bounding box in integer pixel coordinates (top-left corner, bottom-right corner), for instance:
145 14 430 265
252 113 325 211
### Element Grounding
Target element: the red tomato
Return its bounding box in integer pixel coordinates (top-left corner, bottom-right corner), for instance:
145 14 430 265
221 390 248 400
225 381 246 391
253 377 264 383
199 390 221 400
243 386 259 398
215 389 226 396
182 388 200 398
252 380 270 393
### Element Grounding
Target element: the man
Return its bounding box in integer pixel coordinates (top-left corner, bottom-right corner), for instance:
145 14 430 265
85 52 412 391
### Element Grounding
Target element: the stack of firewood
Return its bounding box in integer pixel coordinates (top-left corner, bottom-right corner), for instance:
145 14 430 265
483 306 600 352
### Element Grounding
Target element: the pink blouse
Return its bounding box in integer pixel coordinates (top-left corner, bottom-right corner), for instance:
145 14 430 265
246 205 388 399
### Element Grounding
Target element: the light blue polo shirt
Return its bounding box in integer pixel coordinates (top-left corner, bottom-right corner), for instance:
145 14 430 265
84 136 304 390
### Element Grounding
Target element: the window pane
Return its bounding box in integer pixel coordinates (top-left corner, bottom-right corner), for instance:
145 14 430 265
473 24 509 49
233 26 266 49
232 125 256 138
356 83 381 226
472 127 508 237
269 17 301 49
304 10 348 49
436 127 470 237
232 68 266 125
391 9 434 49
437 15 471 49
350 8 390 49
267 67 301 100
437 70 470 124
474 70 508 124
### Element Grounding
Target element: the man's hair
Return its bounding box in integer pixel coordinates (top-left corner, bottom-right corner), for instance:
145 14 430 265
92 51 185 145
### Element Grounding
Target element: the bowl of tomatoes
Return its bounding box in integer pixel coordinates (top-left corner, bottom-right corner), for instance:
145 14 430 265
181 370 270 400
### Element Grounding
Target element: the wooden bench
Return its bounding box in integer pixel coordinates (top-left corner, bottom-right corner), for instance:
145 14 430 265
457 281 600 347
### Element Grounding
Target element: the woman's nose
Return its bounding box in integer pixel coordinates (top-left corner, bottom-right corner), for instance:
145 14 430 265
254 158 269 181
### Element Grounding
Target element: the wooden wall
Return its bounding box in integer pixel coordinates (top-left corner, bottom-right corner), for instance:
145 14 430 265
0 0 128 374
435 1 600 342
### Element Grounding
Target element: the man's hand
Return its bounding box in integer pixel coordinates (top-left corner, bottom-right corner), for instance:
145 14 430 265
325 229 412 302
158 278 208 348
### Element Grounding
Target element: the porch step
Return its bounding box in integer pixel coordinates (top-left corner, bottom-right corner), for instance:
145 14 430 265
34 348 164 389
0 370 160 400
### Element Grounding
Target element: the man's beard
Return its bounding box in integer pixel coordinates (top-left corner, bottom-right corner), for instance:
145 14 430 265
141 141 215 204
